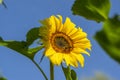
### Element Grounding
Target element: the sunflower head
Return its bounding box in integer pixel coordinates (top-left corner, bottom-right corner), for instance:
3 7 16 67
39 15 91 67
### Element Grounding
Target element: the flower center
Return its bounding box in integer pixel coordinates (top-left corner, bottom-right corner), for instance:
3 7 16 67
51 32 73 53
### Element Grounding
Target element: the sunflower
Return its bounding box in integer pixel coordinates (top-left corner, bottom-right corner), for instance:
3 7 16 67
39 15 91 67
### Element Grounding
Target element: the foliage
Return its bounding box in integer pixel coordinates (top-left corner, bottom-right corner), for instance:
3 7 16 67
0 74 7 80
0 77 7 80
62 66 78 80
0 0 120 80
95 15 120 63
72 0 120 63
0 28 46 79
0 28 42 60
72 0 111 22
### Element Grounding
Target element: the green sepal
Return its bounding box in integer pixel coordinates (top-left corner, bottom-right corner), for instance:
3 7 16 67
72 0 111 22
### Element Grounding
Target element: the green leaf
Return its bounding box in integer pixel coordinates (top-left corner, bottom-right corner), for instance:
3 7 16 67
0 74 7 80
0 27 47 79
94 15 120 63
72 0 111 22
62 66 78 80
0 77 7 80
26 27 40 46
0 27 42 58
0 38 43 60
71 70 78 80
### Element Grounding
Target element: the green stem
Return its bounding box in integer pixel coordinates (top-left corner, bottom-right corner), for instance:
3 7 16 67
50 61 54 80
32 60 48 80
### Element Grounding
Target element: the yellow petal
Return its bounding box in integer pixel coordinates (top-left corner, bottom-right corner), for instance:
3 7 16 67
40 18 49 26
63 54 71 66
71 53 84 67
62 17 76 34
73 38 90 44
68 27 78 36
49 53 63 65
56 15 63 32
73 42 91 51
69 54 78 67
63 54 78 67
45 46 55 57
70 28 87 41
72 48 90 56
49 16 57 33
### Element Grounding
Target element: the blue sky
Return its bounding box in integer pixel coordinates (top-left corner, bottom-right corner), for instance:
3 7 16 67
0 0 120 80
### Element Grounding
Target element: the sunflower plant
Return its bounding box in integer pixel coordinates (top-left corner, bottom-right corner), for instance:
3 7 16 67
0 15 91 80
2 0 119 80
